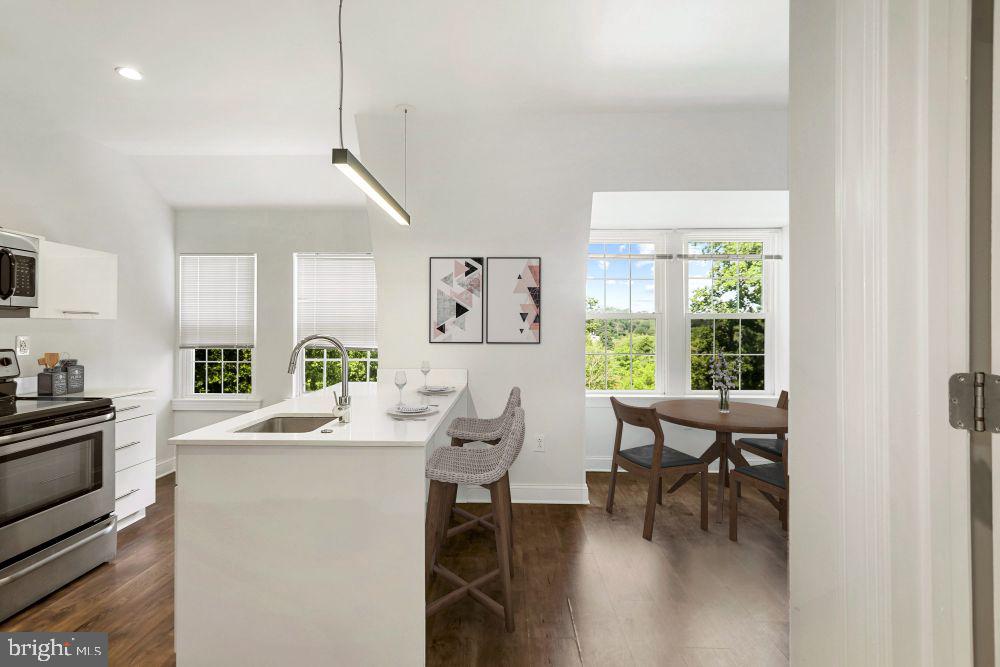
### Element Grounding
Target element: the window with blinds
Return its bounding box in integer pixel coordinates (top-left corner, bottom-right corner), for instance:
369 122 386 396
294 253 378 390
178 254 257 349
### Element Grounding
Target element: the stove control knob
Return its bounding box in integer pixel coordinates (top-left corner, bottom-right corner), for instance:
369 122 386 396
0 357 11 366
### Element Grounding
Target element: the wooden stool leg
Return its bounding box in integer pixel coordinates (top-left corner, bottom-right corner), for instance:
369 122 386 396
605 460 619 513
657 476 663 505
642 474 658 541
700 469 709 531
490 480 515 632
501 474 514 575
426 480 452 586
728 474 739 542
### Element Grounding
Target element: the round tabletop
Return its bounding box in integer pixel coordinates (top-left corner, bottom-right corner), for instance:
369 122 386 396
652 399 787 434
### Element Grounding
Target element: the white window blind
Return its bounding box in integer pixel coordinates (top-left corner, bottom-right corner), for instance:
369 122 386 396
295 253 377 349
178 255 256 349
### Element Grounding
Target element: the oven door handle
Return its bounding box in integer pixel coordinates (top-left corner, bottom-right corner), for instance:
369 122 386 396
0 517 115 588
0 412 115 453
0 248 14 301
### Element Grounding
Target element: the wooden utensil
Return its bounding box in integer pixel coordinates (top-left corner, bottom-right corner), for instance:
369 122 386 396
37 353 60 369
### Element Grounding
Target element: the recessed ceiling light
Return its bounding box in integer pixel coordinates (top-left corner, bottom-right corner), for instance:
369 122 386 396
114 66 143 81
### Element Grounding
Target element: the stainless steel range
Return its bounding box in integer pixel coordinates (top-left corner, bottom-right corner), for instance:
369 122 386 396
0 349 116 621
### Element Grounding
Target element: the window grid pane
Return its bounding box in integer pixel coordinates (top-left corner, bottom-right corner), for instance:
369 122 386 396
193 348 252 395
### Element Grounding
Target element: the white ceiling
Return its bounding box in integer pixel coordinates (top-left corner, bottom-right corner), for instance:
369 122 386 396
0 0 788 207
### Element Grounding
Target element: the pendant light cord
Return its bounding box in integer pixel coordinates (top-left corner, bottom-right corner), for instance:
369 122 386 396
338 0 345 149
403 107 407 207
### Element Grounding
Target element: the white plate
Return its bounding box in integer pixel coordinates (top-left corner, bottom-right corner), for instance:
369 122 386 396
418 386 455 395
386 406 440 419
396 404 430 413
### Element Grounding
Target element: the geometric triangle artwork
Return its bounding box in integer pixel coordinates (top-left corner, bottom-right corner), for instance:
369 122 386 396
431 257 483 343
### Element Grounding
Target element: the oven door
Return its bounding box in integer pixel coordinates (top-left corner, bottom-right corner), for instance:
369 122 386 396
0 412 114 564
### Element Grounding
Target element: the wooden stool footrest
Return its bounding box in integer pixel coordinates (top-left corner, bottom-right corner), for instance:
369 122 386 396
426 565 504 619
447 508 496 538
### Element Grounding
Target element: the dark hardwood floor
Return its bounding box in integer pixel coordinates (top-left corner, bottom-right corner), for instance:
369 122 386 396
1 471 788 666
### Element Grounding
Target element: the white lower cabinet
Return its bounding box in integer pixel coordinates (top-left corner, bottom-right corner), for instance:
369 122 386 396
112 391 156 531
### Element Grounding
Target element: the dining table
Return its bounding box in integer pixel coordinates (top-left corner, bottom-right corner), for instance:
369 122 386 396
651 398 788 522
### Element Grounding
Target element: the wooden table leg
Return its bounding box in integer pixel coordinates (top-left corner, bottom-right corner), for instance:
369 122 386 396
716 432 733 523
667 440 722 494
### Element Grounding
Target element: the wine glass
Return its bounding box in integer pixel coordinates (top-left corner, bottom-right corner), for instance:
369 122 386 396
394 371 407 409
420 360 431 388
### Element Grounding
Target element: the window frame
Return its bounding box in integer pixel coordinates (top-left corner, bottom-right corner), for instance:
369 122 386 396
679 230 778 396
585 228 783 398
292 252 379 395
175 253 260 405
585 230 667 394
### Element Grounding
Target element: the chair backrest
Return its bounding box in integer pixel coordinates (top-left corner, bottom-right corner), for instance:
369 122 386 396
502 387 522 419
775 390 789 440
609 397 664 442
777 390 789 410
488 406 526 474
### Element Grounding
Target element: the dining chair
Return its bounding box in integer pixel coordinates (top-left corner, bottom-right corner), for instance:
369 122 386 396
729 440 789 541
734 390 788 516
606 397 709 540
734 390 788 463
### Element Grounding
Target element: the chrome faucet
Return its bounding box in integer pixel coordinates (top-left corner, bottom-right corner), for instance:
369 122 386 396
288 334 352 423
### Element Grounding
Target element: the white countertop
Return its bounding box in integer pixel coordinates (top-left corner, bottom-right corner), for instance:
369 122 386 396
18 386 154 399
170 370 467 448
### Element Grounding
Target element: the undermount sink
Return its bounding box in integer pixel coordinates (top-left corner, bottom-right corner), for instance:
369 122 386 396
236 416 337 434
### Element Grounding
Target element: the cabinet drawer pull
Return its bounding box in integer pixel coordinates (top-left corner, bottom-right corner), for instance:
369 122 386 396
116 405 140 412
115 488 140 502
62 310 100 315
115 440 141 451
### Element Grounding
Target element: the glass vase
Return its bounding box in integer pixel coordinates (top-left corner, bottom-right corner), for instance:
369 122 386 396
718 386 731 414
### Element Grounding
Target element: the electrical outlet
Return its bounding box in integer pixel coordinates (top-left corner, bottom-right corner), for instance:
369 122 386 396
534 434 545 452
15 336 29 356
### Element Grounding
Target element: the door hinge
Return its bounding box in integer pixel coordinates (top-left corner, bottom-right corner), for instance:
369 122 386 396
949 372 1000 432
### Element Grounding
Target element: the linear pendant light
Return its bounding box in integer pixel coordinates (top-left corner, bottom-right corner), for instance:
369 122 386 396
333 0 411 226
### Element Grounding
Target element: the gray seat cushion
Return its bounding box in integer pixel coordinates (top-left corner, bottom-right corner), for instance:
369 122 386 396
619 444 703 470
737 437 784 458
732 462 786 489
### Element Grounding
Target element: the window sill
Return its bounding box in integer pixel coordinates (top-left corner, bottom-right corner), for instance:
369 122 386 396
585 392 781 408
172 397 262 412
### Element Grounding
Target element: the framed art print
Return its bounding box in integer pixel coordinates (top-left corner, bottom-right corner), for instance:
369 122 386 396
486 257 541 343
429 257 484 343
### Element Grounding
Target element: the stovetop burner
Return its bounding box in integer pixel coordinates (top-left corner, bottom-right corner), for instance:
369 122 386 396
0 353 114 434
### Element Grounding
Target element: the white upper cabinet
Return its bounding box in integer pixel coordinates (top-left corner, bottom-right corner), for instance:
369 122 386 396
31 240 118 319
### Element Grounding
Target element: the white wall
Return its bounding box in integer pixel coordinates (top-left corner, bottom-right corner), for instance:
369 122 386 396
0 132 175 467
358 109 787 503
171 208 371 455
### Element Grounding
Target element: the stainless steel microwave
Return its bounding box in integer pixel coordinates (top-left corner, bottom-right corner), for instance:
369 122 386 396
0 230 38 309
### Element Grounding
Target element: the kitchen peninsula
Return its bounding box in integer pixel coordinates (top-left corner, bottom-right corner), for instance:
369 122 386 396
170 370 468 666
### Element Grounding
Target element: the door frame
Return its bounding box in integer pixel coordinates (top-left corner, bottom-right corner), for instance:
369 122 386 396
790 0 975 663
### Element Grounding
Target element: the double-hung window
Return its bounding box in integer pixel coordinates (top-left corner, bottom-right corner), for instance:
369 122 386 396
178 254 257 396
294 253 378 392
585 230 779 396
585 237 662 391
684 239 769 392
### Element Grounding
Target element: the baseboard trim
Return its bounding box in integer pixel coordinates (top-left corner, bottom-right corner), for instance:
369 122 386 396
156 458 176 478
457 483 589 505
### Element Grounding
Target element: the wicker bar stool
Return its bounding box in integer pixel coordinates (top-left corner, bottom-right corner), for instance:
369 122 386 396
425 406 525 632
440 387 521 545
447 386 521 446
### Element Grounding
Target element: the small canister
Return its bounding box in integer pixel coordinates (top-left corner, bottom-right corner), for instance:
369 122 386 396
37 369 68 396
60 359 85 393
